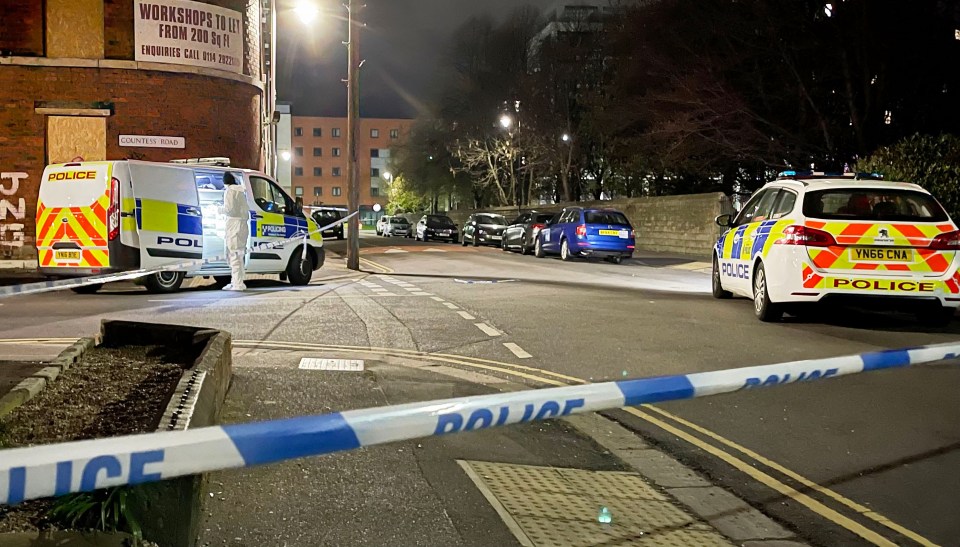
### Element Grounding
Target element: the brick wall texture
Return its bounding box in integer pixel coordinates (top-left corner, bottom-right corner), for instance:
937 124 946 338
0 65 261 259
446 193 736 258
0 2 43 56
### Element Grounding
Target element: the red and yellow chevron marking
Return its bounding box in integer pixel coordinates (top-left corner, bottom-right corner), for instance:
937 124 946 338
801 265 823 289
35 192 110 269
804 220 955 275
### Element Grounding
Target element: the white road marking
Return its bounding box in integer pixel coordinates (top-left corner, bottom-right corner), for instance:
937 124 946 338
383 249 408 254
411 292 432 296
404 286 421 292
503 343 532 359
423 249 447 253
299 358 364 371
474 322 501 337
457 311 475 320
430 296 444 302
444 302 460 309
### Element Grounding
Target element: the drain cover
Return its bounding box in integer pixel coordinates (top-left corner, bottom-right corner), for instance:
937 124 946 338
298 358 364 371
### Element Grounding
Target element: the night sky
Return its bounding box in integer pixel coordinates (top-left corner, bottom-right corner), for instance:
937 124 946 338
276 0 567 119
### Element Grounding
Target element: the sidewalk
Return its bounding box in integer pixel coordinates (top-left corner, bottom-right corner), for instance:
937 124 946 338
631 250 712 273
198 350 800 546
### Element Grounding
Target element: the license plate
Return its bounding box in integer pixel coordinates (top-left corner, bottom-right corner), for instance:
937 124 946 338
850 247 913 262
492 235 502 240
55 250 81 261
440 230 450 235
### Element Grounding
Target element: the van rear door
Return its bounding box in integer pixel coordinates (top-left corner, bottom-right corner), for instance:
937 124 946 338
36 162 113 272
127 162 204 271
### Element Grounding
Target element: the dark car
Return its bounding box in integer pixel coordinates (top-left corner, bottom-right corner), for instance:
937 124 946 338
415 214 459 243
310 207 346 240
535 207 635 263
462 213 508 247
501 211 555 255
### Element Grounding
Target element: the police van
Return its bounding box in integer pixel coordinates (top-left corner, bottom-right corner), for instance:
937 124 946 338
713 172 960 325
36 159 325 293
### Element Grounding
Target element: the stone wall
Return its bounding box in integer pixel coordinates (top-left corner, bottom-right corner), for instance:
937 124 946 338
445 193 734 258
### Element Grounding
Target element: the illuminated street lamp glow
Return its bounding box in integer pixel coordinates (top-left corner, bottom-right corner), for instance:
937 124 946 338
561 133 571 143
295 2 320 24
499 115 513 129
280 150 292 161
382 171 393 182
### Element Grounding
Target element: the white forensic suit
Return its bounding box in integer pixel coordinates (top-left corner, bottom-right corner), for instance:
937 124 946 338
222 180 249 291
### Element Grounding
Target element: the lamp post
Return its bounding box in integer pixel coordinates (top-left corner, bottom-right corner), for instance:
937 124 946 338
294 1 361 270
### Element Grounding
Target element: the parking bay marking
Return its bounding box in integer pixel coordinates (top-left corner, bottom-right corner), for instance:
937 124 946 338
235 340 928 547
444 303 460 310
430 296 445 302
456 311 475 320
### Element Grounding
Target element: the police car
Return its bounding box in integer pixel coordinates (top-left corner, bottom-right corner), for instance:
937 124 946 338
712 172 960 325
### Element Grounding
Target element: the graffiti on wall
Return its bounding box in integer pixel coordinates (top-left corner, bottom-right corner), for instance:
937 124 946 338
0 173 28 248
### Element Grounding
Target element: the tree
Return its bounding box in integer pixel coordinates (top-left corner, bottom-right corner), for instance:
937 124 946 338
386 174 429 214
857 134 960 219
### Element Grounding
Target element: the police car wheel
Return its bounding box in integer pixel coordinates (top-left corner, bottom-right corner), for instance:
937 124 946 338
286 252 313 286
535 238 545 258
71 283 103 294
752 263 783 322
712 256 732 299
145 271 184 293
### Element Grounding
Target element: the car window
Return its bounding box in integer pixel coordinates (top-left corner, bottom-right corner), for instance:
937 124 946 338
391 217 409 225
585 211 630 226
802 189 949 222
535 214 554 224
476 214 507 225
427 216 455 228
735 189 778 225
770 190 797 219
313 211 341 225
250 176 296 216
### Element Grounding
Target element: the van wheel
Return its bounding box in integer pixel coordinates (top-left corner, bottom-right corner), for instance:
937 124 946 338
71 283 103 294
712 256 732 299
286 252 313 286
145 271 184 293
752 263 783 322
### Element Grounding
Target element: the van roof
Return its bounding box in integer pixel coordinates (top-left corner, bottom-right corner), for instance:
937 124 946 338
46 160 261 175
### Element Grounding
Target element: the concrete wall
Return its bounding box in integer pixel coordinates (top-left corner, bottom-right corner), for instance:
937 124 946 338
446 193 734 258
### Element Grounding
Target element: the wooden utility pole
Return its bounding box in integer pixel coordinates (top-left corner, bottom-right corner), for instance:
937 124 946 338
346 0 361 270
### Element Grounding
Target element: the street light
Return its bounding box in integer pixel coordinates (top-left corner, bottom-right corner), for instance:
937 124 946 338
499 114 514 129
382 171 393 182
295 2 319 23
561 133 571 143
280 150 292 161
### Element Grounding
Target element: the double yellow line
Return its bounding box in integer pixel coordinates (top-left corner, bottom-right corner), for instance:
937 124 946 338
233 339 936 547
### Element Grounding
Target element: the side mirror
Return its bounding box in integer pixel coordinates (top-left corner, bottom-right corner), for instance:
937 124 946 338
715 214 733 228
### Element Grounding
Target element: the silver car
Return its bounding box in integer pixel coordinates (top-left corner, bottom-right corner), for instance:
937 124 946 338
383 216 412 237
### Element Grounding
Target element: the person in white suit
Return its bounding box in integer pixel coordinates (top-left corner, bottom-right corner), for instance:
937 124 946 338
221 172 249 291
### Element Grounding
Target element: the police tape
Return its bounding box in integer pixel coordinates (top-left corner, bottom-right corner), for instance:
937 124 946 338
0 340 957 504
0 212 358 299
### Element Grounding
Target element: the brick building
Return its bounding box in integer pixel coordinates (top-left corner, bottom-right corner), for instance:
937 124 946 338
0 0 266 260
288 116 413 226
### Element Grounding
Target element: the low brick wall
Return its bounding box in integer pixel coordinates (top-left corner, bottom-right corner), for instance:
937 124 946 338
446 193 734 258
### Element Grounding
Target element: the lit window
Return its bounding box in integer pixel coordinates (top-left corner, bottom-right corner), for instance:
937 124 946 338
390 129 399 139
884 110 893 125
332 187 342 197
294 127 303 136
333 148 341 157
295 186 304 196
332 128 341 137
371 129 379 138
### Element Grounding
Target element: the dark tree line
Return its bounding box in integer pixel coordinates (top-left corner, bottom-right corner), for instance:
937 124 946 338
390 0 960 212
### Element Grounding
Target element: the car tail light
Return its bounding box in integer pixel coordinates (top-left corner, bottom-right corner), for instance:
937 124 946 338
930 230 960 250
774 225 836 247
576 224 586 238
629 229 635 238
531 223 545 230
108 177 120 241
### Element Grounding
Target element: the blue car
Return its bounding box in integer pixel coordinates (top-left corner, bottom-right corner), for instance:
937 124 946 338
534 207 635 264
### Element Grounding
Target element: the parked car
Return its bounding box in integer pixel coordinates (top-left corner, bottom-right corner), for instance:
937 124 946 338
415 214 459 243
462 213 508 247
311 207 346 240
375 215 391 235
535 207 635 264
383 216 412 237
502 211 555 254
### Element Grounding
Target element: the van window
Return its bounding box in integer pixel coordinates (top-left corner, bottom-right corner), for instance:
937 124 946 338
250 176 297 216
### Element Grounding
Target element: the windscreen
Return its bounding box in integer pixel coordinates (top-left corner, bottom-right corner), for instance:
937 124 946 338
427 216 455 228
391 217 410 225
802 189 949 222
477 214 507 225
585 211 630 226
314 211 342 225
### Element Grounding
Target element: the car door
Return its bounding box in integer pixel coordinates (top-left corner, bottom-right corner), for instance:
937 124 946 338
505 213 527 247
542 209 569 252
246 175 306 273
719 188 780 294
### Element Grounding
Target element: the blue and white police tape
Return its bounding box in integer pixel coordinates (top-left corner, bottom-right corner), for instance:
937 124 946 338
1 340 957 504
0 211 358 299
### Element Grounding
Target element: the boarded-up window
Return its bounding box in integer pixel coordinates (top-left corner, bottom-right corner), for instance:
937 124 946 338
47 117 107 164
